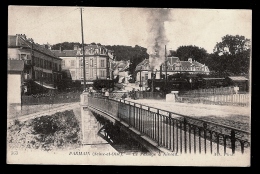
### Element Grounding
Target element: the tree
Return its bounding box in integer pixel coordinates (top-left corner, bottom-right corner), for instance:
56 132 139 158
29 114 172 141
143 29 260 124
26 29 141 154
210 35 251 76
174 45 208 63
213 35 250 56
169 50 177 57
52 42 81 50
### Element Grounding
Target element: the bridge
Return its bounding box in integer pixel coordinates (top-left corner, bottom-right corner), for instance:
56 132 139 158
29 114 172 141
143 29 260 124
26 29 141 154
80 92 250 155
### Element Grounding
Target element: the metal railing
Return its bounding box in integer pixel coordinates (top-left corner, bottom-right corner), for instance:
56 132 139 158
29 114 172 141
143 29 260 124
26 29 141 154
88 96 250 155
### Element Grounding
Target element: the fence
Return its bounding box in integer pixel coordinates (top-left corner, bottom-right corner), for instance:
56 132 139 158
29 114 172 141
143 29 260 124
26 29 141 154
180 87 234 97
90 91 166 100
22 92 81 105
177 94 250 107
136 92 166 99
87 96 250 155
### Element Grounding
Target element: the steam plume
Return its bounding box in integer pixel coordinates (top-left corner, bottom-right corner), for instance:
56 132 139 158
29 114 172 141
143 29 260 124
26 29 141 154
146 8 171 71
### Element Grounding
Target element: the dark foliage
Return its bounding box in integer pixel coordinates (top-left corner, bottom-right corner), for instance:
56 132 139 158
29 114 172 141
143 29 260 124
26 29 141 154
169 45 208 63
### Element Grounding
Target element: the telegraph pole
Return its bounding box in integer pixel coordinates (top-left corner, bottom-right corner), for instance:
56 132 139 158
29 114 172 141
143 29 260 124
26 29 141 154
165 45 167 89
80 8 86 91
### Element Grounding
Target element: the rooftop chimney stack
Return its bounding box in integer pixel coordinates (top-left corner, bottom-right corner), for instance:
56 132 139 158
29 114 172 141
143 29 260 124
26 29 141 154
74 45 79 50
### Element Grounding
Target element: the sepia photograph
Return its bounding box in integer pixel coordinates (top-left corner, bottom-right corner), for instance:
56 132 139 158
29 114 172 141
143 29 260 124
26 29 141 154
7 6 251 166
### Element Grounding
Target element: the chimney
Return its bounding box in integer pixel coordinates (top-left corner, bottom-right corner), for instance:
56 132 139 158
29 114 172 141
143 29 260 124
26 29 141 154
160 64 162 79
59 45 62 53
188 58 192 63
74 45 79 50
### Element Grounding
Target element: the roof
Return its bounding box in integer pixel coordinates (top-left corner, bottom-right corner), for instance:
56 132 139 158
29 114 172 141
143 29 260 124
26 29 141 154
8 35 61 60
203 78 225 80
227 76 249 81
192 61 204 67
52 50 77 57
135 59 150 71
180 61 192 67
112 61 129 71
8 60 24 72
134 57 209 72
34 81 56 89
167 57 180 65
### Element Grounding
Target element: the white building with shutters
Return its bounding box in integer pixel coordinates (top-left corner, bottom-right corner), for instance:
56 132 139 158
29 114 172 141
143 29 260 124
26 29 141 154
52 44 114 84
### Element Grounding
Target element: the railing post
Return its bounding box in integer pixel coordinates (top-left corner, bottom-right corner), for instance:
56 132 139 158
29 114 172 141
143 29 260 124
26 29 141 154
133 103 136 127
203 122 207 154
169 112 172 150
128 102 131 127
157 109 160 146
184 117 187 153
231 129 236 155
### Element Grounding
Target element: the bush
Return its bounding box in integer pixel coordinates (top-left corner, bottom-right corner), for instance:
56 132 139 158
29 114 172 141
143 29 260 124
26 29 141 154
8 110 81 151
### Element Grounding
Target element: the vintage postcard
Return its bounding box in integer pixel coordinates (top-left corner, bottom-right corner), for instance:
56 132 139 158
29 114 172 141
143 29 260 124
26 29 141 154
7 6 251 166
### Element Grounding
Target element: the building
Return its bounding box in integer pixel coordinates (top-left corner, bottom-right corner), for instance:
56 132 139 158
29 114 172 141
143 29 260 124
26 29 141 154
224 76 249 92
8 34 62 94
135 57 210 89
112 60 130 83
52 44 114 86
8 60 24 106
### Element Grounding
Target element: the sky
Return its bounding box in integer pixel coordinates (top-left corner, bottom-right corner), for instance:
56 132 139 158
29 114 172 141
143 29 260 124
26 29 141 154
8 6 252 53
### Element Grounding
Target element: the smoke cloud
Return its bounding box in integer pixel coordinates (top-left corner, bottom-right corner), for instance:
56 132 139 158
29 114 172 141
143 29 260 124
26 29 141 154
146 8 172 71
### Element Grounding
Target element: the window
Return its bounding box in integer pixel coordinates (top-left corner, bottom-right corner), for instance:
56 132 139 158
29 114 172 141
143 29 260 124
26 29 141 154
145 73 148 80
62 60 65 67
101 60 105 67
71 71 75 79
100 70 105 77
40 59 42 68
71 60 75 67
89 69 93 78
80 59 83 66
80 69 83 79
55 63 57 71
90 59 93 67
34 58 38 67
35 71 38 80
20 54 27 60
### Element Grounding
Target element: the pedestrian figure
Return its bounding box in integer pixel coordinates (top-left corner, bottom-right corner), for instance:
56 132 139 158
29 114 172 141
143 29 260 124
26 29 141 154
104 90 109 100
234 85 239 94
121 92 127 99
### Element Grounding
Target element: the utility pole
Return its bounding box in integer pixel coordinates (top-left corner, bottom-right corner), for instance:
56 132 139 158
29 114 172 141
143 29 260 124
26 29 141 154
80 8 86 91
165 45 167 90
139 69 142 91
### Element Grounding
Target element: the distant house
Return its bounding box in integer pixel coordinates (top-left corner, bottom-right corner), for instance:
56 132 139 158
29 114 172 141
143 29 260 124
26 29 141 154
112 60 130 83
7 60 24 110
225 76 249 92
135 57 210 88
52 44 114 85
